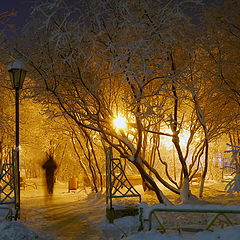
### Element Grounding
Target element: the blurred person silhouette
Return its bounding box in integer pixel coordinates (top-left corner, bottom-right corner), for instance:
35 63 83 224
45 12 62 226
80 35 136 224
42 153 57 195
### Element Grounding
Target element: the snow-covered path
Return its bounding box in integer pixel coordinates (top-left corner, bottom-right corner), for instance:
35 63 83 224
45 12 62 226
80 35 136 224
15 179 240 240
20 182 106 239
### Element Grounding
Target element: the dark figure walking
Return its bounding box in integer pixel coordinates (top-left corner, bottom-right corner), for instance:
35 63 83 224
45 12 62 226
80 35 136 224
42 154 57 195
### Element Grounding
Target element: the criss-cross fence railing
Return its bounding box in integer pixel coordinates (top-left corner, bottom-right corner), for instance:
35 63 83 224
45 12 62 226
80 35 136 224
106 147 141 209
0 163 15 204
0 148 18 220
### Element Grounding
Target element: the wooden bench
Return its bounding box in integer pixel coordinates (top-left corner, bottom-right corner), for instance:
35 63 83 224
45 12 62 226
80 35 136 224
191 172 202 185
20 177 37 190
139 204 240 232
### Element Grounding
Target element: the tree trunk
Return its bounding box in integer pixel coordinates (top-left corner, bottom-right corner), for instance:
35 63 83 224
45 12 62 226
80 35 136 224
134 159 173 205
199 139 208 198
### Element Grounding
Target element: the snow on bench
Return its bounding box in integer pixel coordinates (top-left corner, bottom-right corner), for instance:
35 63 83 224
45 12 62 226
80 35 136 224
139 203 240 232
20 177 37 190
191 172 201 185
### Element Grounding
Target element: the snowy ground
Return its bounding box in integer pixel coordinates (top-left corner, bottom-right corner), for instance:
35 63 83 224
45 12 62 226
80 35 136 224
0 178 240 239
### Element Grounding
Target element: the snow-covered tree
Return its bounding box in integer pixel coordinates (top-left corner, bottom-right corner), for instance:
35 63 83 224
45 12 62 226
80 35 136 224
197 0 240 189
12 0 237 203
225 144 240 196
0 11 19 169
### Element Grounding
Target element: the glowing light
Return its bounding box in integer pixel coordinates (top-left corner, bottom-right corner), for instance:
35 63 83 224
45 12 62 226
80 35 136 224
160 127 172 147
160 127 191 148
179 130 190 146
113 116 127 129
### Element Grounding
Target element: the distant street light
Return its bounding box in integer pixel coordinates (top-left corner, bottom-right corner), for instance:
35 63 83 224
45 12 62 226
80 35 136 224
113 116 127 129
8 59 27 219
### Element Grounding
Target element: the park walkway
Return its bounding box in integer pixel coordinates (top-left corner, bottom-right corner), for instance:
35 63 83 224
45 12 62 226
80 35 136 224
21 183 105 240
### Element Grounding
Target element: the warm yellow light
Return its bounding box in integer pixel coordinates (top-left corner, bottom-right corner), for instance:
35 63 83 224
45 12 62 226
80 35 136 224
160 127 190 148
113 116 127 129
179 130 190 146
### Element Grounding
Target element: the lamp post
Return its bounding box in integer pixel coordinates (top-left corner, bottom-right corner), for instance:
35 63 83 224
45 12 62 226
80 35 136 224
8 59 27 218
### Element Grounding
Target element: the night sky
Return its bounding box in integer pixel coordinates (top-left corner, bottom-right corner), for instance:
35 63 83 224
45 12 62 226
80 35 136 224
1 1 32 28
1 0 212 30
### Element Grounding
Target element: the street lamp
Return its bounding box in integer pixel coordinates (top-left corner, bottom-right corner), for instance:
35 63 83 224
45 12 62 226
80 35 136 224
8 59 27 219
113 115 127 129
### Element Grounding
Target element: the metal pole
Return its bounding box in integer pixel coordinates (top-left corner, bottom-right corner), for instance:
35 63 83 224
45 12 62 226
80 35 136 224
106 147 112 206
15 88 20 218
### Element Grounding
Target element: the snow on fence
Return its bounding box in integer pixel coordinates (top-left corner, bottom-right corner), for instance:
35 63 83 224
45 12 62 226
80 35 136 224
139 204 240 233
